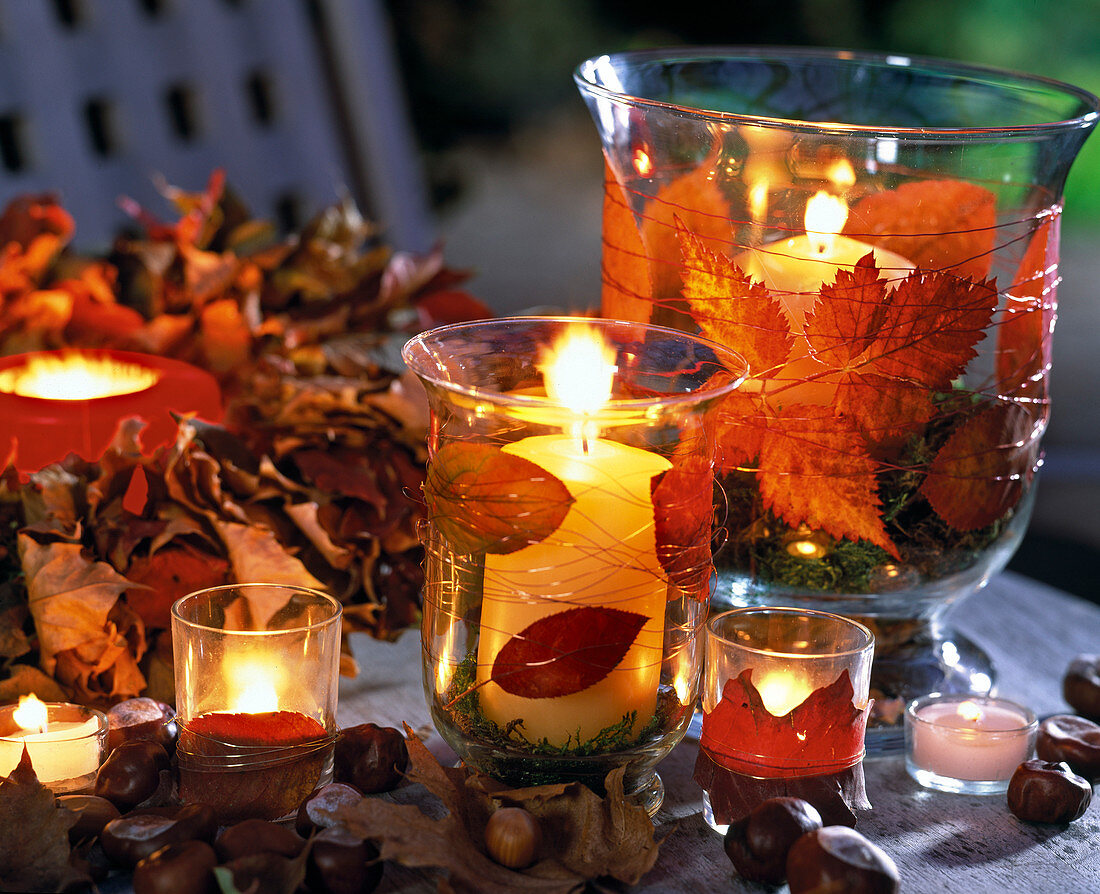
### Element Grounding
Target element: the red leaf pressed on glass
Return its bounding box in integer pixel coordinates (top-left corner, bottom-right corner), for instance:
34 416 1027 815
490 606 648 699
680 225 794 378
177 711 330 823
698 668 868 778
758 405 896 557
713 390 770 472
652 456 713 599
844 179 997 280
602 163 654 324
424 442 574 555
640 147 732 308
996 216 1058 399
921 402 1041 531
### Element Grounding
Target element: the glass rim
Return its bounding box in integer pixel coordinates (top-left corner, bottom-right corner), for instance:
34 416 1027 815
905 693 1038 733
574 45 1100 139
401 315 749 409
171 583 342 635
707 606 875 658
0 702 107 743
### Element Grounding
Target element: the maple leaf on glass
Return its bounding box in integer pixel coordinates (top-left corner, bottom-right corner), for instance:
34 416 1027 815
601 163 654 324
652 455 714 599
996 216 1058 400
921 401 1041 531
490 606 648 699
844 179 997 280
758 405 896 557
697 668 869 778
424 442 574 555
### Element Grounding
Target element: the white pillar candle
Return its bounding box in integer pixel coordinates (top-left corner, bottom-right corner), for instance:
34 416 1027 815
0 697 107 790
906 695 1037 786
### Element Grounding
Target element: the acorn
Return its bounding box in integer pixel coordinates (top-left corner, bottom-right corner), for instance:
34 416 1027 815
484 807 541 869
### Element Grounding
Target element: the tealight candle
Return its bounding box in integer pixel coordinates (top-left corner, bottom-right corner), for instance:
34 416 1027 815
905 694 1038 794
0 695 108 792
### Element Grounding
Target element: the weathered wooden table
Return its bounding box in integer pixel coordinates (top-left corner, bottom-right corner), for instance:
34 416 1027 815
338 571 1100 892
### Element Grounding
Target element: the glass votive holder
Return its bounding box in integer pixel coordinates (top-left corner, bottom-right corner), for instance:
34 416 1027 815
905 694 1038 795
0 698 107 793
171 583 342 823
696 607 874 832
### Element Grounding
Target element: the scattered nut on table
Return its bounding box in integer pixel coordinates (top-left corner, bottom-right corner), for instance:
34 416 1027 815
1007 759 1092 824
723 796 823 884
1036 714 1100 781
1063 654 1100 721
334 723 409 793
484 806 542 869
785 826 899 894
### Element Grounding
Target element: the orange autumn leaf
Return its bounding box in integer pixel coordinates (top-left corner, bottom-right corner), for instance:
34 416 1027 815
713 390 770 471
680 225 794 377
652 455 714 598
125 542 231 629
921 402 1041 531
601 164 653 324
996 216 1058 399
758 405 895 556
640 148 731 307
844 179 997 280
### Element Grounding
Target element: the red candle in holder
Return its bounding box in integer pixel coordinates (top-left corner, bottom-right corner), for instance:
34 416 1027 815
171 584 342 823
0 349 222 473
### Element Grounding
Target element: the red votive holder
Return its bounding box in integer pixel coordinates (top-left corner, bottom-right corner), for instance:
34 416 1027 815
171 584 342 823
695 607 875 831
0 349 222 473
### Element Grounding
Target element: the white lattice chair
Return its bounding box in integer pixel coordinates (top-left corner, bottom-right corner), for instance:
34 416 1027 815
0 0 433 250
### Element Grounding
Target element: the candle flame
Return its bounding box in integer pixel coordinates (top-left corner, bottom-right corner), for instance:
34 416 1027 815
804 191 849 256
540 326 617 418
828 159 856 187
227 661 280 714
0 352 161 400
758 672 813 717
632 147 653 177
957 700 984 723
13 693 48 733
673 673 691 706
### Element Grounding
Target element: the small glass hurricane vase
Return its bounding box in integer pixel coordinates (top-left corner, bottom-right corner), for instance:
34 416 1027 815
403 316 746 815
576 47 1100 751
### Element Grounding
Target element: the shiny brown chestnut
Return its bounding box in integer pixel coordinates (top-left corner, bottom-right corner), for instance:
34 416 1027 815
724 797 824 884
94 739 170 810
1007 759 1092 824
132 840 218 894
106 698 177 753
99 803 217 867
1064 654 1100 721
786 826 899 894
296 782 364 836
334 723 409 794
57 794 121 842
1036 714 1100 781
307 825 384 894
215 818 305 861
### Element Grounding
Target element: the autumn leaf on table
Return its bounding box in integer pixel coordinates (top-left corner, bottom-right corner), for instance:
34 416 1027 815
844 179 997 280
601 163 654 324
0 749 88 894
491 606 649 699
698 668 868 778
333 726 660 894
424 442 574 555
124 541 231 629
996 215 1058 399
921 401 1041 531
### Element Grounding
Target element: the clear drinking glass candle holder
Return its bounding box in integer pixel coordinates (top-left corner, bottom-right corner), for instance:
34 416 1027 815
905 693 1038 795
0 701 107 793
171 583 342 823
698 607 874 832
403 316 746 816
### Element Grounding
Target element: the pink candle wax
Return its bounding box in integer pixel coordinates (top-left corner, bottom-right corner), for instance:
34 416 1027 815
908 696 1036 782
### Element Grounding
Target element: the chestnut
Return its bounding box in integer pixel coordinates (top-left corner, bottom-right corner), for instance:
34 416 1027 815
723 797 823 884
307 825 384 894
132 840 217 894
94 739 170 810
786 827 899 894
99 804 217 867
484 807 542 870
296 782 364 836
1007 759 1092 824
106 698 177 753
215 818 305 861
1063 654 1100 720
334 723 409 794
1036 714 1100 781
56 794 120 842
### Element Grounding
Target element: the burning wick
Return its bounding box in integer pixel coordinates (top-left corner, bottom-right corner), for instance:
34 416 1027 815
804 191 849 256
539 325 618 454
13 693 49 735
